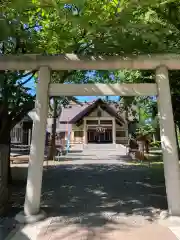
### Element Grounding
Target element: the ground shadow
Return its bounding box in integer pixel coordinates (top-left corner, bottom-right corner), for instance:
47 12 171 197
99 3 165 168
7 162 167 239
0 217 29 240
41 164 167 222
43 163 166 205
147 150 163 162
9 163 167 217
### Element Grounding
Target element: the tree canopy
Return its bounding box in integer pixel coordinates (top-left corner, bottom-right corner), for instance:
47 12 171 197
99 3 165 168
1 0 180 134
2 0 180 214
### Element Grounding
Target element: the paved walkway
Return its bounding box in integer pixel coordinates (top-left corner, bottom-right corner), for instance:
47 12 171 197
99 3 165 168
8 219 179 240
5 157 180 239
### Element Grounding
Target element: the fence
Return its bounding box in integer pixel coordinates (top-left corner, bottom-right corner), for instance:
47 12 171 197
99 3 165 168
11 125 23 143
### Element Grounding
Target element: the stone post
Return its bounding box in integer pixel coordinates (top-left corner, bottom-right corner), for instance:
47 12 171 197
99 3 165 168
112 118 116 144
16 66 50 223
156 65 180 216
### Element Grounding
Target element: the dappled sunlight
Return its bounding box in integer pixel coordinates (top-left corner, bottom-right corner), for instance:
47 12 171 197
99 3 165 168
156 66 178 159
89 189 107 197
3 54 180 71
39 163 167 229
9 145 168 239
156 72 166 81
38 217 137 240
24 142 38 215
161 135 173 154
49 83 157 97
8 151 172 238
32 108 40 122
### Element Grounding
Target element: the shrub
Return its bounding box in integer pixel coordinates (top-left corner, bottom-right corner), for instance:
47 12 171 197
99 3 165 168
150 141 161 148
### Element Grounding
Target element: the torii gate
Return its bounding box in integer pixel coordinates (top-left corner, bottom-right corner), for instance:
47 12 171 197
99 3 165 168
1 54 180 222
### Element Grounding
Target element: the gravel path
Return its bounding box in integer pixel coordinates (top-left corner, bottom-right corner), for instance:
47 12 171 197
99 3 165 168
40 161 167 226
5 160 168 239
9 161 168 221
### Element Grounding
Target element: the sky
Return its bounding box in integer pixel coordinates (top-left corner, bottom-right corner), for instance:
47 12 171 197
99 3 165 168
25 78 35 94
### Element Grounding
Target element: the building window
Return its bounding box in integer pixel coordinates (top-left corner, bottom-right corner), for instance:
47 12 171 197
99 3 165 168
74 131 83 137
86 120 98 125
116 131 126 137
100 120 112 125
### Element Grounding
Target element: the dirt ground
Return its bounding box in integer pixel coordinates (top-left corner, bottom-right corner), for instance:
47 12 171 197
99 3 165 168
1 159 170 239
9 161 167 226
4 150 173 239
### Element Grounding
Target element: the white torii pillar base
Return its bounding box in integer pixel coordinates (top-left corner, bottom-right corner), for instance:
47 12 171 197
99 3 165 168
15 66 50 223
15 209 46 224
156 66 180 218
158 212 180 227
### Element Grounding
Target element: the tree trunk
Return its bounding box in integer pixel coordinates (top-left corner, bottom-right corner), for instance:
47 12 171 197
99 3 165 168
7 137 12 185
154 126 161 141
48 99 58 160
175 124 180 159
0 108 11 214
145 140 149 154
0 144 10 215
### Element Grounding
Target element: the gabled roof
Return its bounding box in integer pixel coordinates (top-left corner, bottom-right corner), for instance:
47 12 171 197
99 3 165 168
27 99 127 132
69 98 125 125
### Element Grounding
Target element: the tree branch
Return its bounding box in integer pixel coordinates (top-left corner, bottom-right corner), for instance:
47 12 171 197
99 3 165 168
9 94 34 119
18 70 37 87
114 0 121 16
153 5 180 32
13 70 36 83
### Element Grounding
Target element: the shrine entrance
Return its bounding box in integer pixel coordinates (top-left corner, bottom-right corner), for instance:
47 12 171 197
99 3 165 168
98 128 112 143
87 127 112 143
1 54 180 221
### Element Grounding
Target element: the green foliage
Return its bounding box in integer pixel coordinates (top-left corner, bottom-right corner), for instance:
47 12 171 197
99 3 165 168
3 0 180 57
2 0 180 210
2 0 180 56
48 95 81 117
134 99 156 137
136 124 154 137
150 141 161 148
1 0 180 132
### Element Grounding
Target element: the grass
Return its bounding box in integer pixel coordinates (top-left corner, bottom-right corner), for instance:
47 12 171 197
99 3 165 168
127 157 165 186
127 148 163 167
127 161 164 167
